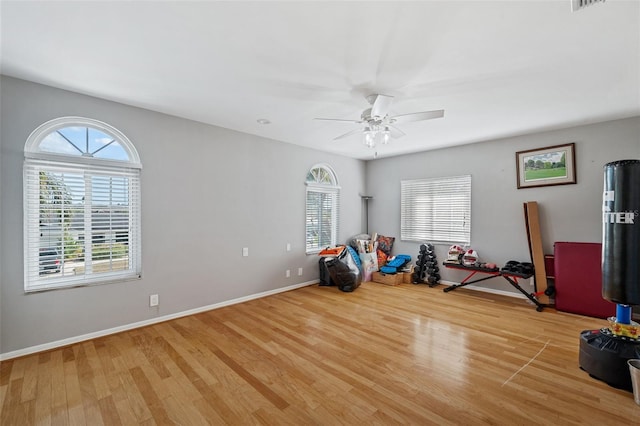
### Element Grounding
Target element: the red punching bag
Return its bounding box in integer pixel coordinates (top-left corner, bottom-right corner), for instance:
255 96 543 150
602 159 640 305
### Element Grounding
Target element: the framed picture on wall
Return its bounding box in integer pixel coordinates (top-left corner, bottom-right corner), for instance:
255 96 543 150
516 143 576 189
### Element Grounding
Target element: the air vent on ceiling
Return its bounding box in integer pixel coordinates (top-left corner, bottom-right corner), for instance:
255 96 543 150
571 0 606 12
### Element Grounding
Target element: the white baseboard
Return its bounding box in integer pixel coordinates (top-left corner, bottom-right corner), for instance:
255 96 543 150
0 280 317 361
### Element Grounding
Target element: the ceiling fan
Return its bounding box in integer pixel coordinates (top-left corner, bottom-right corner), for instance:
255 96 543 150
314 94 444 148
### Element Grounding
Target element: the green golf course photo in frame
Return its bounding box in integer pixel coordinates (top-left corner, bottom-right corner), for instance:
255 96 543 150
516 142 576 189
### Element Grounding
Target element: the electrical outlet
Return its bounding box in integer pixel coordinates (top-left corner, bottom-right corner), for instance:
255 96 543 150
286 269 290 278
298 267 303 276
150 294 159 307
286 243 291 252
242 247 249 257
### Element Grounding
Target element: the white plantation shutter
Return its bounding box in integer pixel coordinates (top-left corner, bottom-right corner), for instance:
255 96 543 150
305 187 340 253
23 117 141 292
401 175 471 244
24 161 141 291
305 164 340 254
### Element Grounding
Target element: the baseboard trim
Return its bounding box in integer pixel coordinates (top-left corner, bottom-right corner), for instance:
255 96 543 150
0 280 317 361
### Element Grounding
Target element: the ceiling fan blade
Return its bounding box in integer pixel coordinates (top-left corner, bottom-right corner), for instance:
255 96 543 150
314 117 362 123
370 94 394 118
389 125 406 139
333 128 362 141
390 109 445 124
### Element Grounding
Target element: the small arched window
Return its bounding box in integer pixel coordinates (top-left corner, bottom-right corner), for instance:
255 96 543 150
305 164 340 254
24 117 142 292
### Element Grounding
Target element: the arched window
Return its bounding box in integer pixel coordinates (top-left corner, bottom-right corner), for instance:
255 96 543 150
23 117 142 292
305 164 340 254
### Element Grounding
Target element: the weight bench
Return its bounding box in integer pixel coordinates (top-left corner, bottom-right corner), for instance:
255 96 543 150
442 262 546 311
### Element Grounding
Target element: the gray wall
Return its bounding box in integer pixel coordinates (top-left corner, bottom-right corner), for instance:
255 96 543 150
0 76 366 355
2 74 639 356
367 116 640 293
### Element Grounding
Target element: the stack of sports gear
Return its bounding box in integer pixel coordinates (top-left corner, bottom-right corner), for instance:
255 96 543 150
380 254 411 274
462 249 479 266
447 245 465 263
320 245 363 292
501 260 534 276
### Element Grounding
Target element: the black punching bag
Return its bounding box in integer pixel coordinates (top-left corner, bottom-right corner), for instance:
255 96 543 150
602 159 640 305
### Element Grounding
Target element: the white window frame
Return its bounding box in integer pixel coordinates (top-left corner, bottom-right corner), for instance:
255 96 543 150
23 117 142 292
401 175 471 245
305 164 340 254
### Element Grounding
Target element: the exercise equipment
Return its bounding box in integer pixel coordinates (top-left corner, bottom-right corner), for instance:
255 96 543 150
602 160 640 305
412 243 440 286
462 249 478 266
502 260 534 276
553 242 615 319
523 201 552 305
442 262 545 311
380 254 411 274
579 159 640 391
447 245 464 263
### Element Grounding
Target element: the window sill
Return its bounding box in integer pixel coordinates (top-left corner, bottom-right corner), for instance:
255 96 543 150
25 273 142 294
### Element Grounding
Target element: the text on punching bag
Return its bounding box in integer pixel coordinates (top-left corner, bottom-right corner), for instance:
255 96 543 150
603 190 638 224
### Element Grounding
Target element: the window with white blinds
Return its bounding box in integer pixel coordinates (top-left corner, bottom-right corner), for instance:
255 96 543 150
23 117 142 292
305 164 340 254
401 175 471 245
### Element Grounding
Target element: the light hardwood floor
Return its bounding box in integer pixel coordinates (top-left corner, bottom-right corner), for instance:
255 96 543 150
2 281 639 425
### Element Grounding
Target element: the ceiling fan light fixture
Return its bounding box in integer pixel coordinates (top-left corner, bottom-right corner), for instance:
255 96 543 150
363 126 375 148
362 124 391 148
315 93 444 149
382 126 391 145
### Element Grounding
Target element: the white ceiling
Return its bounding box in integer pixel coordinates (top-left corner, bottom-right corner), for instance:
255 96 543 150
1 1 639 160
